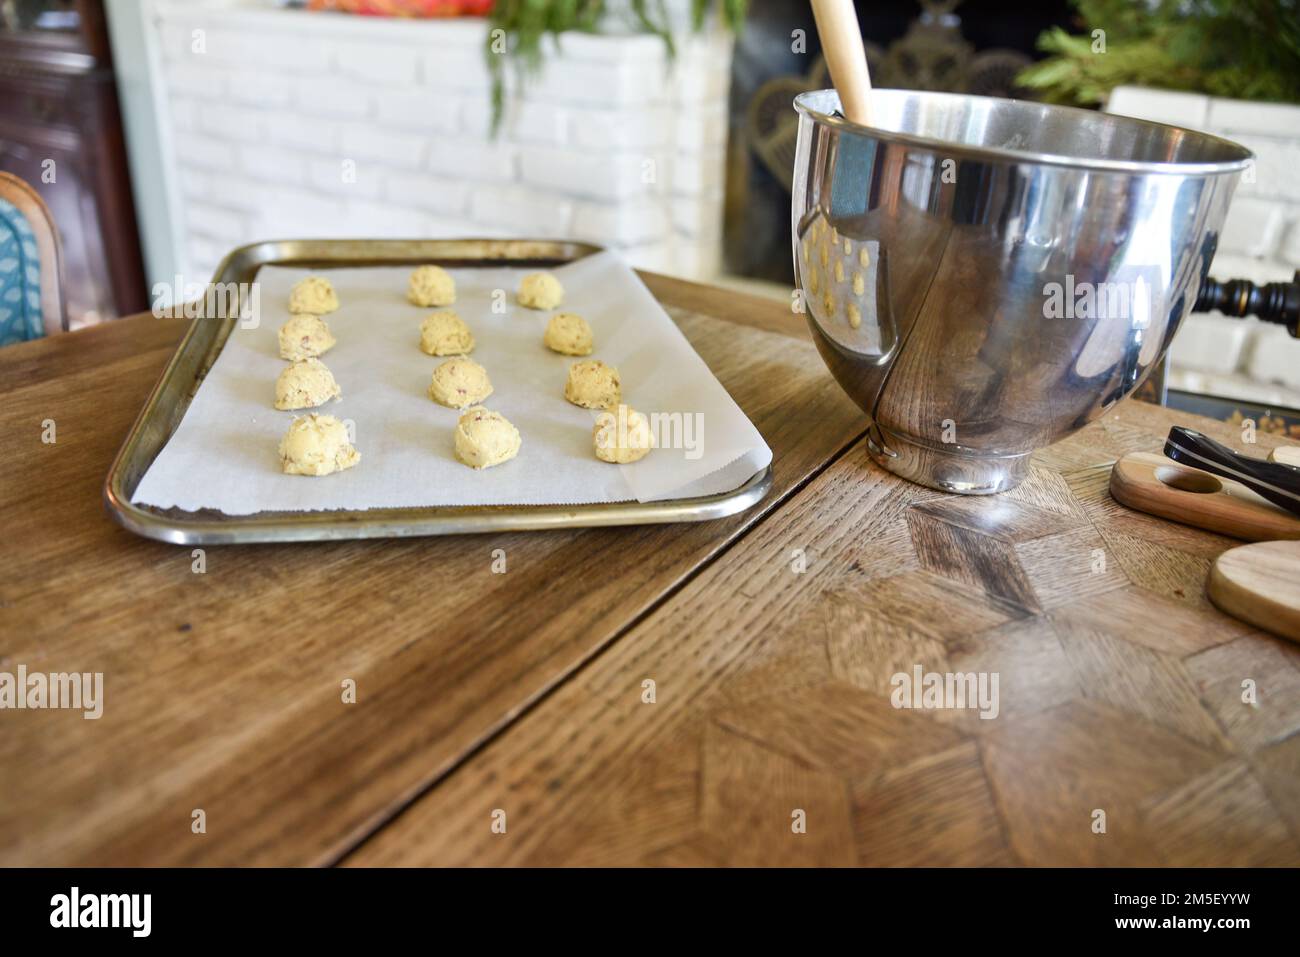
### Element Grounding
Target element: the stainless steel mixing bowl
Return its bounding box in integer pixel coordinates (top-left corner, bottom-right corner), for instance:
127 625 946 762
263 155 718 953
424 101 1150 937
792 89 1253 493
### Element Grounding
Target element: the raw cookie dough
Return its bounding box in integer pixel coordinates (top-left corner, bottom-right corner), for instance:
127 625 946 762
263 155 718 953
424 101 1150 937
275 357 341 410
564 359 621 410
454 406 521 469
543 312 593 356
288 276 338 315
517 271 564 310
594 405 655 464
428 357 493 408
408 265 456 307
278 413 360 476
278 313 336 361
419 310 474 356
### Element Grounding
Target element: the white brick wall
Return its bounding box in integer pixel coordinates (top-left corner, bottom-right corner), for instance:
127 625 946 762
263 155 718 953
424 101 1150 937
1107 86 1300 403
149 0 731 284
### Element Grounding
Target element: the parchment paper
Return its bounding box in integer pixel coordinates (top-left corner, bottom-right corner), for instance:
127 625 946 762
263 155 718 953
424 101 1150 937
131 252 772 514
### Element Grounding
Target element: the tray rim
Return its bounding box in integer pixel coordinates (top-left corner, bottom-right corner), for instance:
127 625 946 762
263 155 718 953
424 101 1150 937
102 238 774 544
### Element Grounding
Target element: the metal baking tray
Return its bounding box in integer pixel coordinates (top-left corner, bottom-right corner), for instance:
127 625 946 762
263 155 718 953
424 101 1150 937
103 239 773 544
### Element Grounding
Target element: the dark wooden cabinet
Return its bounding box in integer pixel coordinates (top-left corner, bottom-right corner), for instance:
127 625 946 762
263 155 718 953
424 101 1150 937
0 0 146 327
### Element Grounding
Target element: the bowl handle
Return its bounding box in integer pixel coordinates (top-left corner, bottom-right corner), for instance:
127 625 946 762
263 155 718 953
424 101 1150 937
1196 270 1300 338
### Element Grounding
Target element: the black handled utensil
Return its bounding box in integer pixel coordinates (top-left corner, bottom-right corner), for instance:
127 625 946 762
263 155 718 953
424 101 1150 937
1164 427 1300 517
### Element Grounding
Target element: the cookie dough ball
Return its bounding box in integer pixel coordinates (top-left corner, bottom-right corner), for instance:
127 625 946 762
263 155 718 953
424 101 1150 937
454 406 521 470
517 271 564 310
278 414 360 476
543 312 593 356
275 358 341 410
408 265 456 307
564 359 621 410
288 276 338 315
278 313 336 361
428 357 493 409
419 310 474 356
594 405 655 464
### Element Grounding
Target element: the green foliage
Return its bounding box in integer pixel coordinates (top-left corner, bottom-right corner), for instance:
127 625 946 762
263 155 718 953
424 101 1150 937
1018 0 1300 106
486 0 748 130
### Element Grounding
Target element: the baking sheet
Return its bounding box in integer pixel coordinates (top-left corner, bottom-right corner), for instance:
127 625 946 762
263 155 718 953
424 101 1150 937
131 252 772 514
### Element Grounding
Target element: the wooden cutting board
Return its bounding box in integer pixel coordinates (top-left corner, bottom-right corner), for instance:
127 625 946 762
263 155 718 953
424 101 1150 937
1209 540 1300 642
1109 451 1300 541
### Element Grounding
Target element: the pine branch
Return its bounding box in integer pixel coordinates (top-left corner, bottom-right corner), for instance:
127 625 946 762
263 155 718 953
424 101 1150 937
1017 0 1300 107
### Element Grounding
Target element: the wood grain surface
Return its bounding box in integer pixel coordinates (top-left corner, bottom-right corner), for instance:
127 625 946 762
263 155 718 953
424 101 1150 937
0 275 862 866
2 273 1299 867
347 401 1300 867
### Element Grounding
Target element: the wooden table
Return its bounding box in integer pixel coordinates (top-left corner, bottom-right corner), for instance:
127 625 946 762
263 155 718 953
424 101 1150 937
2 273 1298 867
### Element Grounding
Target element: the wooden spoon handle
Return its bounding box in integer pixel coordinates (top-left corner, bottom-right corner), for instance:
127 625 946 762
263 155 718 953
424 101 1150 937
810 0 874 125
